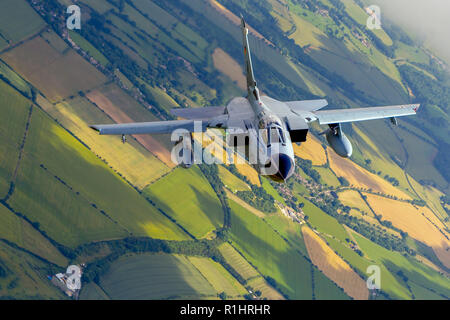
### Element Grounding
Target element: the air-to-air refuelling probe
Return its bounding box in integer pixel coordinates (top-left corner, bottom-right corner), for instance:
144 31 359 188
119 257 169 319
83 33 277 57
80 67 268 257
91 17 419 182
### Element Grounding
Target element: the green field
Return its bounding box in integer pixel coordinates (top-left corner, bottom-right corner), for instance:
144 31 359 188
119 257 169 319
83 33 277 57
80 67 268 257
0 203 67 266
68 31 109 66
0 80 30 197
1 35 107 102
315 166 340 187
229 198 316 299
94 253 217 299
352 232 450 299
218 165 249 192
45 95 169 188
188 256 247 297
144 166 223 238
0 241 65 299
0 60 31 96
8 104 188 247
0 0 45 45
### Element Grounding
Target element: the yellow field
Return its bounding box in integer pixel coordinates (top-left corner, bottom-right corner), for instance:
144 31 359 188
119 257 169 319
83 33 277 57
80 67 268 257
338 190 371 214
328 149 410 199
247 277 285 300
364 193 450 269
40 95 169 188
293 134 327 165
209 0 273 46
188 256 247 298
86 84 175 167
302 226 369 300
218 165 249 192
212 48 246 90
1 34 106 102
218 243 259 280
289 14 326 49
226 190 265 218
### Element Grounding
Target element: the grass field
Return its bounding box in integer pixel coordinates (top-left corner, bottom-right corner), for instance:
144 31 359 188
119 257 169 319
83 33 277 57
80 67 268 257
0 60 31 96
315 166 341 187
0 203 68 266
338 190 371 214
0 80 30 197
218 165 249 192
68 30 109 66
0 0 45 45
364 193 450 269
0 241 66 299
144 166 223 238
8 106 188 247
42 95 169 188
328 148 410 199
352 231 450 299
212 48 246 90
97 254 217 299
1 35 107 102
228 198 317 299
188 256 247 297
293 135 326 166
217 243 259 280
86 83 175 166
302 226 368 299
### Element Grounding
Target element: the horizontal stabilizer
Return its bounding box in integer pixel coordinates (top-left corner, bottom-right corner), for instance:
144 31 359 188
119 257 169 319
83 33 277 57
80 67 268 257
285 99 328 112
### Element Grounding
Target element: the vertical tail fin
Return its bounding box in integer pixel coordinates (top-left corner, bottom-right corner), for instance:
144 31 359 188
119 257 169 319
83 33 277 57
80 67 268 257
241 16 257 91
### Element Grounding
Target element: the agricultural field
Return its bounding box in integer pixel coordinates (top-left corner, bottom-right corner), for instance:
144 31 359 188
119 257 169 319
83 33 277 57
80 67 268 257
0 241 66 299
8 105 188 246
0 60 31 96
293 134 327 166
302 226 368 299
68 31 109 66
218 165 249 192
363 193 450 269
1 34 107 102
328 148 410 199
42 95 169 188
86 83 175 166
315 166 340 187
227 198 346 299
352 231 450 299
187 256 247 298
212 48 246 90
0 80 31 197
0 203 68 267
338 190 372 215
0 0 46 46
144 166 223 238
95 254 217 299
217 243 259 281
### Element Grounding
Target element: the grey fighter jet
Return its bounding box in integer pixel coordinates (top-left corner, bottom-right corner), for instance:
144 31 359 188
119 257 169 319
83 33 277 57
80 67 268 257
91 17 419 182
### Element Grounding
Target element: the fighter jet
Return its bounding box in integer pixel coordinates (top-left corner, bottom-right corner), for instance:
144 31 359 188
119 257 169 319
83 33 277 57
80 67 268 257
91 17 419 182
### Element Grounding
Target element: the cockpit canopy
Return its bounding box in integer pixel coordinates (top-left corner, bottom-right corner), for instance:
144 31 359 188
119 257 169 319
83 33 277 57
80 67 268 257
260 123 286 146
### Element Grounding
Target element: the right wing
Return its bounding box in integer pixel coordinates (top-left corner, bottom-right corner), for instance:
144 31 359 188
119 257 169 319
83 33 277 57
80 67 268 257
312 104 420 125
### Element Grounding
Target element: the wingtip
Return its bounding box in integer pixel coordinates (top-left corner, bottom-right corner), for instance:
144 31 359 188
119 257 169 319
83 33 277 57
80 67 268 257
412 103 420 113
89 125 100 133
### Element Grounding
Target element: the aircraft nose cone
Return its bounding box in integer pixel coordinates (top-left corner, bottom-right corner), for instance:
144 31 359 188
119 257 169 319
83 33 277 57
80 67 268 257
274 153 294 181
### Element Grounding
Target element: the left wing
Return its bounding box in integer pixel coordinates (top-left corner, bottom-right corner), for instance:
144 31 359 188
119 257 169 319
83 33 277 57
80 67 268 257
311 104 420 125
90 119 206 135
90 106 229 135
